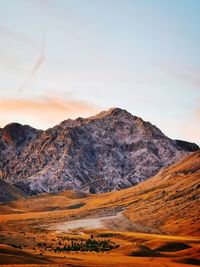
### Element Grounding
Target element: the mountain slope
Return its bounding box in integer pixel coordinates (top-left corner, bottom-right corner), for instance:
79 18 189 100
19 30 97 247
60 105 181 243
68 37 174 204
0 108 198 194
85 150 200 236
0 179 25 203
2 151 200 236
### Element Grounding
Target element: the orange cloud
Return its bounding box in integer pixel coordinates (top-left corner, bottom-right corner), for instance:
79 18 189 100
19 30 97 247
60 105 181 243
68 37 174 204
0 96 100 129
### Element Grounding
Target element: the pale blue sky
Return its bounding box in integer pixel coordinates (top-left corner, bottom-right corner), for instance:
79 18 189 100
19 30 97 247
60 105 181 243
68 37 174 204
0 0 199 143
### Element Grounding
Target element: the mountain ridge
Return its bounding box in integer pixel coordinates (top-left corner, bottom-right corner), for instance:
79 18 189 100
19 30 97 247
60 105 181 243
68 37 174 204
0 108 198 195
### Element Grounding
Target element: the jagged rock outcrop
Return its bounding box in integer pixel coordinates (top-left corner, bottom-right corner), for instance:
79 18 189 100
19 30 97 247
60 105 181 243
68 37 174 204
0 108 198 194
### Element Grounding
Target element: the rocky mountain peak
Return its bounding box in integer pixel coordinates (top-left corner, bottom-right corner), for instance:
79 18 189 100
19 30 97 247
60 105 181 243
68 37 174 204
86 107 133 122
2 123 24 145
1 123 40 148
59 108 133 128
0 108 199 195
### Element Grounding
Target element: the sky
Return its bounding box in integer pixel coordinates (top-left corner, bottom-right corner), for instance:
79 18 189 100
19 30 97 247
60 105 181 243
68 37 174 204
0 0 199 144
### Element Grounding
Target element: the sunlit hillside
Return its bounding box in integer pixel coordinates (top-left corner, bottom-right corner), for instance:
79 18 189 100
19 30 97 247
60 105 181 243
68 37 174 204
0 151 199 266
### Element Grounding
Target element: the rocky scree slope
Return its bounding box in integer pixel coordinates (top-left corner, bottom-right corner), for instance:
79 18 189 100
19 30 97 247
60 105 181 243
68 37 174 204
0 108 198 194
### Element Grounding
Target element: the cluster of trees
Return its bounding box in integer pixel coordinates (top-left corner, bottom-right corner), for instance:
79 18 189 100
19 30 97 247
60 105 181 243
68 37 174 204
54 237 119 253
96 233 117 238
9 235 119 254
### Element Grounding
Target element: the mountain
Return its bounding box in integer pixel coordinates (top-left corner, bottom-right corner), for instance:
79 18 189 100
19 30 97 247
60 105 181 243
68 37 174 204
0 108 198 194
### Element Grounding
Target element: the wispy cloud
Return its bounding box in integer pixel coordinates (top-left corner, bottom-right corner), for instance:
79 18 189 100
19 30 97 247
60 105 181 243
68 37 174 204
0 23 45 87
0 96 100 129
18 38 46 93
160 63 200 89
0 24 38 48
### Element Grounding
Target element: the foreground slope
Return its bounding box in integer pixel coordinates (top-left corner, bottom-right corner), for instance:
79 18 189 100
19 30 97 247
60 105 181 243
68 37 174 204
0 152 199 266
0 244 51 264
0 108 198 194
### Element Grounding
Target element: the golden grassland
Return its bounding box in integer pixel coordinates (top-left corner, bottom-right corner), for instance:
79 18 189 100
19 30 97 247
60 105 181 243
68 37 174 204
0 151 200 266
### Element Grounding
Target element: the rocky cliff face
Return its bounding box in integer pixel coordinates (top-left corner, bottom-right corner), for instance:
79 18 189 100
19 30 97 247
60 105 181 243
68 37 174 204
0 108 198 194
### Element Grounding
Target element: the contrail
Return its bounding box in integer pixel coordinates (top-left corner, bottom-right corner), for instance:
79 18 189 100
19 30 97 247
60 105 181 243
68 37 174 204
18 37 45 93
